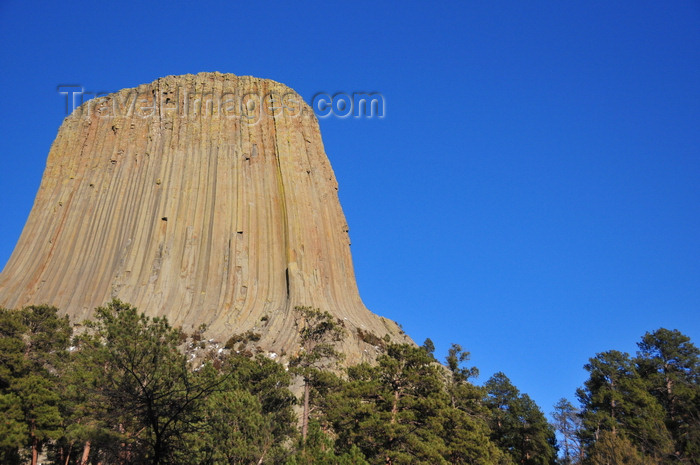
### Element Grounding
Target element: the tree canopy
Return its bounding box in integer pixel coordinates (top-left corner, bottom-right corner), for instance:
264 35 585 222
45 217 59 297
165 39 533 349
1 302 697 465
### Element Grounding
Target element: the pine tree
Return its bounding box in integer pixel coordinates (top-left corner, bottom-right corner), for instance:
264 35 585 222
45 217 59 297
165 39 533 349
329 343 449 464
289 306 346 443
551 398 583 465
58 344 113 465
442 344 510 464
635 328 700 464
0 307 28 464
75 299 226 465
0 305 71 465
484 372 557 465
577 350 673 462
0 392 26 464
326 343 508 464
445 344 482 411
15 374 64 465
587 430 655 465
210 353 298 464
198 384 273 464
286 420 370 465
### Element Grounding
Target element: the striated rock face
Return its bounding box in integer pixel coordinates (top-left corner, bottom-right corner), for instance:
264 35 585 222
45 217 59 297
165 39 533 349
0 72 406 362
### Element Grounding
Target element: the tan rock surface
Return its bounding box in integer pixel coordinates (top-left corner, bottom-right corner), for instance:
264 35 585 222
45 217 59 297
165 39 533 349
0 72 407 362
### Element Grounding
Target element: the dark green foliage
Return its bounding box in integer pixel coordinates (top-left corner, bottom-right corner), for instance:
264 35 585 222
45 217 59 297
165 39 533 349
0 392 27 450
196 384 279 464
326 343 448 463
576 350 674 462
326 343 507 464
422 337 436 356
73 300 226 464
446 343 479 383
0 308 26 388
67 300 299 465
0 308 29 464
3 301 696 465
635 328 700 463
0 305 71 465
574 329 700 465
20 305 72 370
445 343 485 416
206 353 297 463
1 301 299 464
286 420 370 465
484 372 557 465
289 305 346 443
291 306 346 371
586 430 655 465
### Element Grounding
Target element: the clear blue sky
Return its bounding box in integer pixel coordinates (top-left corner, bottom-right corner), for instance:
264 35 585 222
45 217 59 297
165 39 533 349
1 0 698 417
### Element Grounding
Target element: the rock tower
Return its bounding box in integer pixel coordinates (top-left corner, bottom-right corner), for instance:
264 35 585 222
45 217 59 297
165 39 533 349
0 73 405 361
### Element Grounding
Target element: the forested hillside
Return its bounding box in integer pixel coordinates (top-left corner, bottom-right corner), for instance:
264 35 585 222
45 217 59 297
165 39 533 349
0 301 697 464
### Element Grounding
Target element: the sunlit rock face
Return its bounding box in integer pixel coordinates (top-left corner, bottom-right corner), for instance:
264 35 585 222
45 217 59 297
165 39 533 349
0 72 406 362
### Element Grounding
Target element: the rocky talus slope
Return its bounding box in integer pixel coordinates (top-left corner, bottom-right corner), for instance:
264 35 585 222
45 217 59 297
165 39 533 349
0 72 407 362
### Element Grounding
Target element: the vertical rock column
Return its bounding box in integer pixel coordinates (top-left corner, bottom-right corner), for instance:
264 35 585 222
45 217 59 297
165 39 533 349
0 73 405 362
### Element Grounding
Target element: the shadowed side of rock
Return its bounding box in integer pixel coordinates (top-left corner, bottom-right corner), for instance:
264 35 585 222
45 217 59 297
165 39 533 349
0 72 408 363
